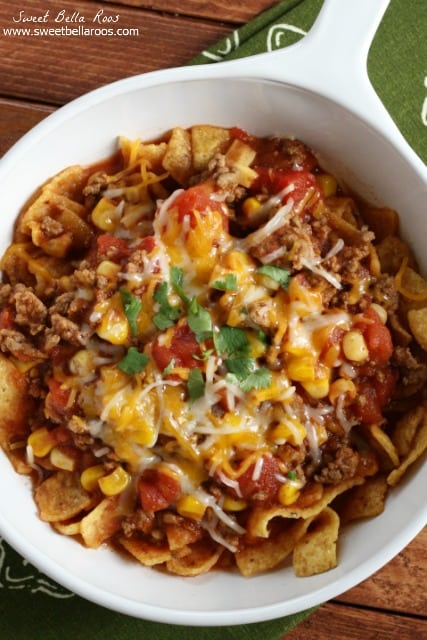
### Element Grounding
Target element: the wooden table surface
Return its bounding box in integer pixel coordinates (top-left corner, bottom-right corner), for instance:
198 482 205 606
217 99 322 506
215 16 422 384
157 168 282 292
0 1 425 637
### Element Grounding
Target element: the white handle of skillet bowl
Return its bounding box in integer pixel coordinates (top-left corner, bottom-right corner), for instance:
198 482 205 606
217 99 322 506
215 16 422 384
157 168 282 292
229 0 424 173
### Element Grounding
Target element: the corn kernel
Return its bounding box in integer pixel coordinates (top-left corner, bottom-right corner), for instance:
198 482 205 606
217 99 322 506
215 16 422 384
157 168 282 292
80 465 106 491
329 378 357 404
278 482 300 506
242 197 262 218
316 173 338 197
347 279 369 305
287 356 316 382
95 292 130 345
302 376 330 399
284 343 310 357
222 496 248 511
342 330 369 362
176 494 206 520
322 343 341 368
98 466 130 496
370 303 388 324
91 197 120 232
96 260 121 279
50 446 76 472
27 427 56 458
69 350 92 376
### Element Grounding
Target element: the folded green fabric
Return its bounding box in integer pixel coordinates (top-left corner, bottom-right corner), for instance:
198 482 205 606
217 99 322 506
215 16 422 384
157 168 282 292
0 538 317 640
0 1 424 639
369 0 426 164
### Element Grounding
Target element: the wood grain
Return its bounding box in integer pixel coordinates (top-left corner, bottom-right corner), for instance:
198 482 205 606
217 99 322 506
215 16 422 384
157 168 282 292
0 100 54 156
283 601 426 640
100 0 276 23
0 0 230 105
337 527 427 616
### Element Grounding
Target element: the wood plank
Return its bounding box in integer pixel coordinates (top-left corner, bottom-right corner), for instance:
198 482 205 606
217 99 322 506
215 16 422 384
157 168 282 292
282 601 425 640
0 0 230 106
100 0 276 24
337 528 427 617
0 100 54 156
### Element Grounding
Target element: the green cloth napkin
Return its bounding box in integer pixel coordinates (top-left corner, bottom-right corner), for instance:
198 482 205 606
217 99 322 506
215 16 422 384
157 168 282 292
0 1 425 639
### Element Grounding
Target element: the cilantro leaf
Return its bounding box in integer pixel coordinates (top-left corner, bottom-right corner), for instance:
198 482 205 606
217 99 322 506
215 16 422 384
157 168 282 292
118 347 149 375
217 326 272 393
187 368 205 404
257 330 268 345
211 273 238 292
214 325 251 357
193 348 214 361
223 356 271 392
162 358 175 377
170 266 190 305
153 281 181 330
187 297 213 343
224 356 255 379
257 265 291 290
120 288 142 337
239 367 272 392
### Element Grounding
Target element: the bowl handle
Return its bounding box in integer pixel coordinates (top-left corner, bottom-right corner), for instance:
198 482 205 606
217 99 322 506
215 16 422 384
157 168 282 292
255 0 390 111
244 0 420 161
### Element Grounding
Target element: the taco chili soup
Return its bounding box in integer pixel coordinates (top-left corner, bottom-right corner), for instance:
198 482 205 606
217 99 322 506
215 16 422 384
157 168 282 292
0 125 426 578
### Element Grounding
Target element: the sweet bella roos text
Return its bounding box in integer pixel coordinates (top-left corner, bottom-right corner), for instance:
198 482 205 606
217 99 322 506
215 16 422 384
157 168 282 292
13 9 120 24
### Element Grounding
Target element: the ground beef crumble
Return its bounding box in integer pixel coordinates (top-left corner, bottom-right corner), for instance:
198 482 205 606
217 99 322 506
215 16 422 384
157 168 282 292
315 442 360 484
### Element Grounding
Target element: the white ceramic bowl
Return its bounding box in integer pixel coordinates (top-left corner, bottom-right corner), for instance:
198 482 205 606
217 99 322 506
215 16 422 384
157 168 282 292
0 0 425 626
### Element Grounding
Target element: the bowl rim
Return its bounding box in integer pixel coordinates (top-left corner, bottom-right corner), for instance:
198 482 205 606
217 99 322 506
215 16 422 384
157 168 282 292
0 64 426 628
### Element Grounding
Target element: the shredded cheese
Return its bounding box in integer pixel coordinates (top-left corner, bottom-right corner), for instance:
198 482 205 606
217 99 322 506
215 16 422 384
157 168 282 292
242 197 294 249
15 127 402 562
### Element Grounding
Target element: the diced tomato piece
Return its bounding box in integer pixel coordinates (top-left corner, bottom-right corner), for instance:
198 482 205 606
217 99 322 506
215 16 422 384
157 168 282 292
166 183 230 236
0 306 14 329
252 168 321 209
353 366 396 426
230 127 253 143
137 235 156 253
151 324 203 372
172 184 214 223
357 307 393 365
45 378 76 421
97 234 129 262
353 383 383 425
372 368 398 409
235 455 281 504
138 468 181 512
139 482 166 513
